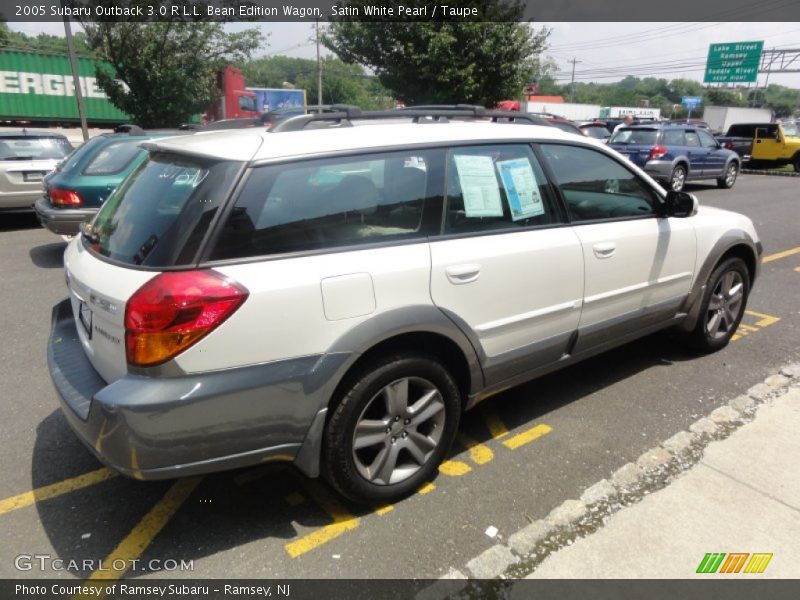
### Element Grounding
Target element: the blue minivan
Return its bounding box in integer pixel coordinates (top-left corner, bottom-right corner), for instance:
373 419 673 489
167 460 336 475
608 124 741 192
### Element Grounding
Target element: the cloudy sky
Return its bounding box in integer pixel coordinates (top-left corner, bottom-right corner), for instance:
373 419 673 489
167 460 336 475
9 21 800 87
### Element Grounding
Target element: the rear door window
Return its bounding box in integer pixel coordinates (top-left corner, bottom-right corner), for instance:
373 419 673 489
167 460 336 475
83 140 146 175
444 144 559 233
210 149 441 260
662 130 685 146
684 132 701 147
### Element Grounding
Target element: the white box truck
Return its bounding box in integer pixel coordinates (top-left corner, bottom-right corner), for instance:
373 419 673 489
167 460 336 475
524 102 602 121
598 106 662 120
702 106 774 134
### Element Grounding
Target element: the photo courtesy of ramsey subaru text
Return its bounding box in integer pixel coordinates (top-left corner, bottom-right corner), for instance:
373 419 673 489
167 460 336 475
47 107 761 503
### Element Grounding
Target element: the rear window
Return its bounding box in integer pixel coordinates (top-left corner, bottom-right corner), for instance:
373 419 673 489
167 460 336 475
58 136 107 172
83 139 146 175
0 136 72 160
609 129 658 145
210 149 440 260
88 153 240 266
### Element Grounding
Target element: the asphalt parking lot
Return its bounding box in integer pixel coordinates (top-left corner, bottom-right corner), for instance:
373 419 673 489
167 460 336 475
0 174 798 580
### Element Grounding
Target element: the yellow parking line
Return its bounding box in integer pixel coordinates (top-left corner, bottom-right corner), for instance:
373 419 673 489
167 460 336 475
457 432 494 465
374 504 394 516
479 405 509 439
745 310 781 328
284 477 359 559
794 266 800 273
762 246 800 263
738 323 760 333
418 482 436 494
89 477 202 580
438 459 472 476
0 468 117 517
502 424 553 450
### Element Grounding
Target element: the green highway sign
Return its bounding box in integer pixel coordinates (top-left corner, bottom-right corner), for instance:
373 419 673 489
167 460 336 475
704 41 764 83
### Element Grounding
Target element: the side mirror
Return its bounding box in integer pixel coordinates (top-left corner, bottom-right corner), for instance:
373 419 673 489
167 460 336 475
663 190 698 218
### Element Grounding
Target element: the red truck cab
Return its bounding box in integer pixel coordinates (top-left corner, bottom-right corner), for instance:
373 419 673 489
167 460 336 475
207 66 259 122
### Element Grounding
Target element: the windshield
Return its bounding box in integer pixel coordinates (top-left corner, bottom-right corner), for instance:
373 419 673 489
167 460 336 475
783 123 799 136
88 153 241 266
609 129 658 146
0 136 72 160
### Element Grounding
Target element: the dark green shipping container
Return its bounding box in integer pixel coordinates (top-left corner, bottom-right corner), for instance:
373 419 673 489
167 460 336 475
0 50 130 124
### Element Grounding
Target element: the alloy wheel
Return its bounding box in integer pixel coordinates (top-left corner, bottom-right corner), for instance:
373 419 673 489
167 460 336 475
671 167 686 191
725 164 737 187
705 270 745 340
351 377 445 485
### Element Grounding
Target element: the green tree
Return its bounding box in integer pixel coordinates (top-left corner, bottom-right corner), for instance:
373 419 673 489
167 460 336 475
324 1 549 106
0 22 10 47
75 3 263 127
0 22 91 54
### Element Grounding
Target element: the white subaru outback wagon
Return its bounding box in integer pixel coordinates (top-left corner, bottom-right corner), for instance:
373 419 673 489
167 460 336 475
47 108 761 503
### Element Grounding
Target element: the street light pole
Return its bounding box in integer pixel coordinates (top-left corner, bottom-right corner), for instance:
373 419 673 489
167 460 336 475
315 19 323 112
62 7 88 142
569 58 581 103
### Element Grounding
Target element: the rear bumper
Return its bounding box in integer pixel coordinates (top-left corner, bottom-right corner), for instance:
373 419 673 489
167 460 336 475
47 298 347 480
35 197 97 236
643 160 674 180
0 189 40 211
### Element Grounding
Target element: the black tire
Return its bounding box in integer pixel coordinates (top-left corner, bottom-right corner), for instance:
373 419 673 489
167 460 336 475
686 257 750 353
793 153 800 173
668 164 687 192
716 162 739 189
322 354 461 503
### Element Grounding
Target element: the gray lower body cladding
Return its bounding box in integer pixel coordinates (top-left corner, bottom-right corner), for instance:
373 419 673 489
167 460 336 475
47 298 349 480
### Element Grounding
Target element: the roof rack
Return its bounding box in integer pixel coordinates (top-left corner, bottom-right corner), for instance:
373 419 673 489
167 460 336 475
269 105 553 132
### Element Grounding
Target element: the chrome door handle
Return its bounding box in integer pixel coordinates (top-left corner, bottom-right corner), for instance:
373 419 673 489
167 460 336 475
593 242 616 259
445 264 481 284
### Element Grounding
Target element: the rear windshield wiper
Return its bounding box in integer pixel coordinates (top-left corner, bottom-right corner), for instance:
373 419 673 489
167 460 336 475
0 156 36 161
133 234 159 265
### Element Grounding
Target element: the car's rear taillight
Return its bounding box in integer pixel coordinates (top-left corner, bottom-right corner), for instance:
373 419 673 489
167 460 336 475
647 145 668 160
725 142 734 150
50 188 84 206
124 270 249 367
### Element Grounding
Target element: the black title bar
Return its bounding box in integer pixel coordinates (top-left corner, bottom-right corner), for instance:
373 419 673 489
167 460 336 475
1 0 800 22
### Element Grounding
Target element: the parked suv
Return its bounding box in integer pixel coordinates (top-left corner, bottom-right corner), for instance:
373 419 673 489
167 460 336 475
47 108 761 503
35 127 188 237
608 124 741 192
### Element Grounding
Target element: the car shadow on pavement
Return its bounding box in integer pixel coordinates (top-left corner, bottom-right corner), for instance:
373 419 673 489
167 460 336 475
31 410 332 579
0 212 40 233
30 330 704 578
29 242 66 269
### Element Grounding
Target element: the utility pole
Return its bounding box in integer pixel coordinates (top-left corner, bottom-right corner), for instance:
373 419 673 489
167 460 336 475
315 19 323 111
569 58 581 103
62 8 88 142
